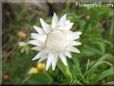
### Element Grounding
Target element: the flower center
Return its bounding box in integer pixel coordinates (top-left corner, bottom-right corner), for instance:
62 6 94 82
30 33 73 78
45 29 67 53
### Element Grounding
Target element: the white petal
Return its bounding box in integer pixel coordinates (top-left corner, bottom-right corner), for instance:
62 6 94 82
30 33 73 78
40 18 51 33
70 41 82 46
59 54 67 66
52 55 58 71
33 25 44 34
64 22 73 30
51 13 58 29
28 40 42 46
69 47 80 53
65 51 72 58
74 32 82 35
68 31 82 40
72 32 82 38
31 46 43 51
31 33 46 42
65 20 70 24
32 51 46 60
46 53 53 70
38 56 47 63
58 14 66 26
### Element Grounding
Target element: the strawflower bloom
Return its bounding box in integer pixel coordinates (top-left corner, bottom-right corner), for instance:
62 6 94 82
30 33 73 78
29 13 82 71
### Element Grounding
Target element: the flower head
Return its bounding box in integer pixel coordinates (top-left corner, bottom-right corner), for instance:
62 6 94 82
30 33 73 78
29 13 82 71
28 63 45 74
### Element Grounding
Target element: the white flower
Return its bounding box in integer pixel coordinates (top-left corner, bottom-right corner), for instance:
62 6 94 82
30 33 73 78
29 13 82 71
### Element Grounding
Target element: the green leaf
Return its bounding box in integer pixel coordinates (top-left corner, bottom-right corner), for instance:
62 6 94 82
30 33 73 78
97 54 112 62
91 40 105 55
84 54 113 79
85 61 107 77
72 56 86 83
94 67 114 83
81 46 102 57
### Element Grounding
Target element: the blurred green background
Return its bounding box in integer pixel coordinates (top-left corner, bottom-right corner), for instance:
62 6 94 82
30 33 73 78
2 1 114 85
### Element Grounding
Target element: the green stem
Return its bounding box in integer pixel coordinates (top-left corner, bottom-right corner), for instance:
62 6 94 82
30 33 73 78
66 66 73 80
57 62 72 80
